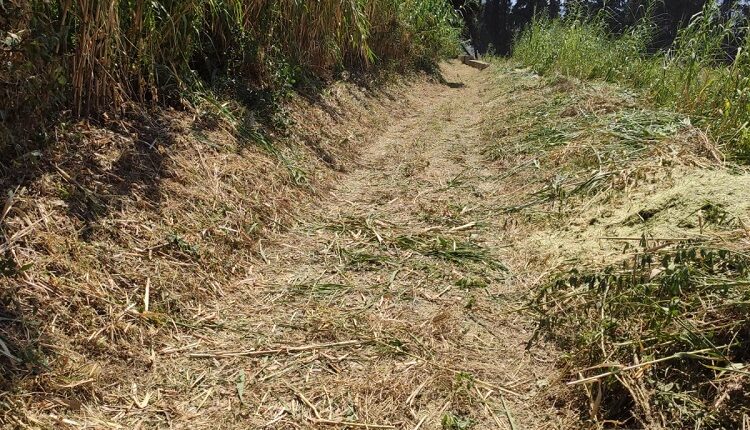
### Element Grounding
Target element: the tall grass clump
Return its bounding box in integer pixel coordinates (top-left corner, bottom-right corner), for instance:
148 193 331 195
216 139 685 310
0 0 459 154
513 3 750 156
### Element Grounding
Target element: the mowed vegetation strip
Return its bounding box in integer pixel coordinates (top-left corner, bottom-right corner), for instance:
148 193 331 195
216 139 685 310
484 57 750 428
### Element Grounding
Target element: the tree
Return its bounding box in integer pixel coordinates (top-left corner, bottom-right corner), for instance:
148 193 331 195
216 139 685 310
451 0 482 41
479 0 512 54
462 0 750 57
512 0 549 30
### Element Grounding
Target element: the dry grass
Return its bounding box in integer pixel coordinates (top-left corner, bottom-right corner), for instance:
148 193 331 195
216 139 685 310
5 57 746 430
0 60 569 429
0 70 429 428
481 60 750 428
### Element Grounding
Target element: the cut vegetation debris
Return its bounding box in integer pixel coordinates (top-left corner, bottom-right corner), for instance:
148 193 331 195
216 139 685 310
2 61 550 429
0 69 471 428
513 3 750 156
2 42 750 430
483 58 750 428
510 13 750 425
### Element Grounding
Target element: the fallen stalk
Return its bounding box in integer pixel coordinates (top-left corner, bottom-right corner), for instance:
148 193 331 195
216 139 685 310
309 418 397 429
599 236 694 242
568 346 724 385
375 340 521 397
188 340 367 359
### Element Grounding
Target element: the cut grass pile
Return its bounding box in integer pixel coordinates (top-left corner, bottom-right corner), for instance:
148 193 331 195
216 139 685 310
482 60 750 428
324 214 505 274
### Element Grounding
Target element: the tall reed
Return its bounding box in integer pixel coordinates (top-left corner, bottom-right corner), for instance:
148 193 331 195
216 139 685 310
0 0 458 126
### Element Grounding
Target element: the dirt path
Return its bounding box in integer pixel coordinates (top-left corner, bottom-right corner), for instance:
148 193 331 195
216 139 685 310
85 61 561 429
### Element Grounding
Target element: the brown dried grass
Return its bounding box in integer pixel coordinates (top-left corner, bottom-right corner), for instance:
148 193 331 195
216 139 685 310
0 69 423 427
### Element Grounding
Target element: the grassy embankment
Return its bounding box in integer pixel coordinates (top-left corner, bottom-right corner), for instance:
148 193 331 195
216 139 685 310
514 4 750 158
504 4 750 428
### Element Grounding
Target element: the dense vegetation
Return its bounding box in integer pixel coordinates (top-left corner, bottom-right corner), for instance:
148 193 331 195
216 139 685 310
0 0 459 156
456 0 749 55
513 2 750 155
503 2 750 428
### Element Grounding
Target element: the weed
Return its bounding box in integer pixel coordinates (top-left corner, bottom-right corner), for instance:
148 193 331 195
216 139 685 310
393 235 506 270
454 371 475 389
441 411 475 430
289 283 351 298
378 337 409 357
327 216 505 271
342 249 394 271
166 233 201 260
604 110 687 147
522 125 568 149
526 243 750 427
0 252 32 277
464 295 477 309
501 170 614 214
456 277 488 290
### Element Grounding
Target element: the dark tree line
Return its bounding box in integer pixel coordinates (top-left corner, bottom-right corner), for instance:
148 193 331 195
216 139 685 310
451 0 750 55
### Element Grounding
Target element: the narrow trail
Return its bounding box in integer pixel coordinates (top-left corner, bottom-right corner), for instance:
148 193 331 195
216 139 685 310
106 62 561 429
14 57 744 429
